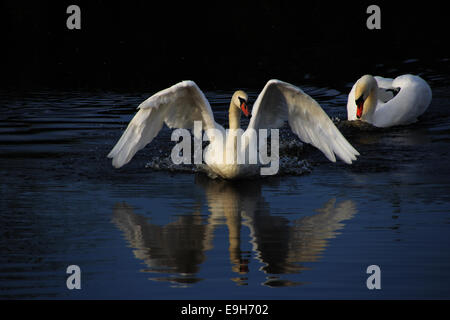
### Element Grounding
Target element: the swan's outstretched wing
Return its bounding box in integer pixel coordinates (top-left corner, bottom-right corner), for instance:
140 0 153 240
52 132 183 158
248 79 359 164
108 81 218 168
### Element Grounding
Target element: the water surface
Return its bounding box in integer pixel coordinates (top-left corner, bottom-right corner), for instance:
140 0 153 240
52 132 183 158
1 67 450 299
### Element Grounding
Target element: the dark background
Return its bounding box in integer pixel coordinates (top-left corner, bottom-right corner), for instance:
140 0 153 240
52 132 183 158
1 1 448 91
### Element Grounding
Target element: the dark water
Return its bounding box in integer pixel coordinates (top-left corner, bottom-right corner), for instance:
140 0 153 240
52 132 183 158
1 65 450 299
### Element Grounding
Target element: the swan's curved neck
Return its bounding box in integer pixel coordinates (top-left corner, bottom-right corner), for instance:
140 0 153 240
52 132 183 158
229 102 241 130
362 85 378 121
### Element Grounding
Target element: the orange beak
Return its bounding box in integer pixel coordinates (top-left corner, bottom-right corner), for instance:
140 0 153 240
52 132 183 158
241 102 250 117
356 96 364 119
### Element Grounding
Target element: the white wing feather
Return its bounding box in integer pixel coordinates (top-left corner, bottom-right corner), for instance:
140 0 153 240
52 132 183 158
108 81 217 168
373 75 432 127
248 80 359 164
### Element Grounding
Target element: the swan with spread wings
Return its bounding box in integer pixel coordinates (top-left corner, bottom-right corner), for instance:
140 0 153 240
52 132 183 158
108 80 359 179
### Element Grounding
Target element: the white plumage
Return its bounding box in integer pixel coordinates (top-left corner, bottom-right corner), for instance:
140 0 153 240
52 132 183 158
249 80 359 165
108 81 218 168
108 79 359 179
347 74 432 127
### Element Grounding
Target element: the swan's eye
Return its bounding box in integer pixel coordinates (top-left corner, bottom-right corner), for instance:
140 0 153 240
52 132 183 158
238 97 246 104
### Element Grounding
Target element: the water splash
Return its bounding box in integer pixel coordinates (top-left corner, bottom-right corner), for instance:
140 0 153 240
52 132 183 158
145 137 311 177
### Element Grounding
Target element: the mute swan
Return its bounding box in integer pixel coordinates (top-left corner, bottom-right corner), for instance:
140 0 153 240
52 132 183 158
347 74 432 127
112 178 357 283
108 79 359 179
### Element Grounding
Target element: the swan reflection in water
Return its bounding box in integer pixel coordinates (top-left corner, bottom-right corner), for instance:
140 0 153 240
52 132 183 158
112 175 357 287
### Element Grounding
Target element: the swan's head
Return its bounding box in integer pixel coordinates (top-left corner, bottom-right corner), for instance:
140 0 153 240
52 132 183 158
232 90 250 117
354 75 377 119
